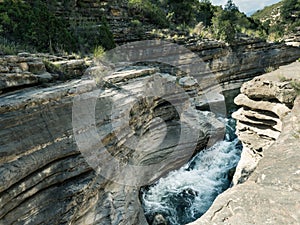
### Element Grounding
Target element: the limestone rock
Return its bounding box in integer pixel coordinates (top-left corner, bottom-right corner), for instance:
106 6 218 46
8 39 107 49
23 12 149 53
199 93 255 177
234 94 291 119
241 77 297 105
0 65 224 225
188 61 300 225
51 59 88 79
0 39 300 225
231 63 300 185
179 76 198 88
35 72 54 83
27 61 46 74
187 96 300 225
0 72 38 91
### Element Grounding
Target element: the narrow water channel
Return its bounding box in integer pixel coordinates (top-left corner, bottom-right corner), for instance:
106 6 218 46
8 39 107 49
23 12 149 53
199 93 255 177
141 89 242 225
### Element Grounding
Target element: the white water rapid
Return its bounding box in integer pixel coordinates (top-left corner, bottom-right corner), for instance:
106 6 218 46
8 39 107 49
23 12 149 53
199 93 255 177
141 118 242 225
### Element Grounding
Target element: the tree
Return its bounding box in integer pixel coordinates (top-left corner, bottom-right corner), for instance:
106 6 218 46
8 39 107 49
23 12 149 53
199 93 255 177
281 0 300 23
224 0 239 12
211 1 239 43
0 0 76 52
212 8 236 42
165 0 199 25
196 0 214 26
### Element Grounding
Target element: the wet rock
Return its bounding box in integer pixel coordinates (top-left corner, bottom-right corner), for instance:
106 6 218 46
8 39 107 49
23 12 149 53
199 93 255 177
152 214 167 225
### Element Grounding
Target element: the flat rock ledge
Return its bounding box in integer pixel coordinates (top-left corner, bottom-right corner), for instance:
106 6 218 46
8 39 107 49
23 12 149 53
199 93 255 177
188 61 300 225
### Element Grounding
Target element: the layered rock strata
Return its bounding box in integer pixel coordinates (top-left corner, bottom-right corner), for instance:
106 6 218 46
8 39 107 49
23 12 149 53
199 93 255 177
24 0 300 80
188 61 300 225
232 62 299 184
0 53 89 94
285 27 300 47
188 38 300 91
1 38 300 225
0 64 224 225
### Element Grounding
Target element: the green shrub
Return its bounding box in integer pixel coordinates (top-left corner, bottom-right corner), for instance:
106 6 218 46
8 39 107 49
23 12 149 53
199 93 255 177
131 19 142 27
74 18 115 54
0 36 35 55
278 75 290 82
130 19 144 37
0 0 76 53
128 0 168 27
93 45 105 58
211 8 237 43
264 66 275 73
0 0 115 54
291 80 300 95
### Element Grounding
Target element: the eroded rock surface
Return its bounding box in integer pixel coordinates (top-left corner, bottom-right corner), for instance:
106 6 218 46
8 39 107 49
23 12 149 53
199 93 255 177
188 61 300 225
232 62 300 184
1 39 300 225
0 64 224 225
0 53 89 94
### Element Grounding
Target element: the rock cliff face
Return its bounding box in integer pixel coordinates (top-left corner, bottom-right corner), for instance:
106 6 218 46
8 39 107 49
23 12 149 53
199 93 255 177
0 60 225 225
187 38 300 91
232 62 299 184
52 0 156 43
0 53 89 94
188 61 300 225
285 27 300 47
1 39 300 224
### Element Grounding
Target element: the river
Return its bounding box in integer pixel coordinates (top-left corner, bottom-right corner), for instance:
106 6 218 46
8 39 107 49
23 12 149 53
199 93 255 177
141 117 242 225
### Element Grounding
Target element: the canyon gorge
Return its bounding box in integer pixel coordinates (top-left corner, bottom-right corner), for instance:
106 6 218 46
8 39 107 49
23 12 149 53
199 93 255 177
1 0 300 225
1 38 300 225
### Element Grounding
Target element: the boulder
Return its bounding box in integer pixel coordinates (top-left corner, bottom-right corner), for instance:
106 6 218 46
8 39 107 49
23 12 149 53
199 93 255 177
152 214 167 225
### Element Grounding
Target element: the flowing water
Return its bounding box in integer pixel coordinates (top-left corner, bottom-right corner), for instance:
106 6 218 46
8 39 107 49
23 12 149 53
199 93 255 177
141 118 242 225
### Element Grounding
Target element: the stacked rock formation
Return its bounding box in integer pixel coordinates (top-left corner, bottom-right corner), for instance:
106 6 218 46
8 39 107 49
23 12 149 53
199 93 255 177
188 61 300 225
232 62 299 184
0 53 89 94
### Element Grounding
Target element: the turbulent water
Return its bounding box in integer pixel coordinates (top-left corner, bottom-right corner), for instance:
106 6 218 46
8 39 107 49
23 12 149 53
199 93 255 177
141 118 242 225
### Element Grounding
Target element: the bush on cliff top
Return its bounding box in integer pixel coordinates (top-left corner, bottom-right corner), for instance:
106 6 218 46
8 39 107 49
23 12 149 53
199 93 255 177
0 0 115 54
252 0 300 41
128 0 168 27
0 0 76 53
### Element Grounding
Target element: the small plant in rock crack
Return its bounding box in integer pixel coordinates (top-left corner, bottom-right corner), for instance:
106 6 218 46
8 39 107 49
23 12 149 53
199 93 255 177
278 75 290 82
291 80 300 95
93 45 106 58
292 130 300 139
264 66 276 73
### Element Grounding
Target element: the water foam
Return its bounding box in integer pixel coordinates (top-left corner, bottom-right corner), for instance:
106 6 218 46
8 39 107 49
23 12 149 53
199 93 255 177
141 119 242 225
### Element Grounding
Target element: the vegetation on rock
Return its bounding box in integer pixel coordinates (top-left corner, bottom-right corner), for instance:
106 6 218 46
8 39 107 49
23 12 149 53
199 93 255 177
0 0 75 53
0 0 115 54
291 80 300 95
0 0 298 54
252 0 300 41
136 0 267 43
128 0 168 27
